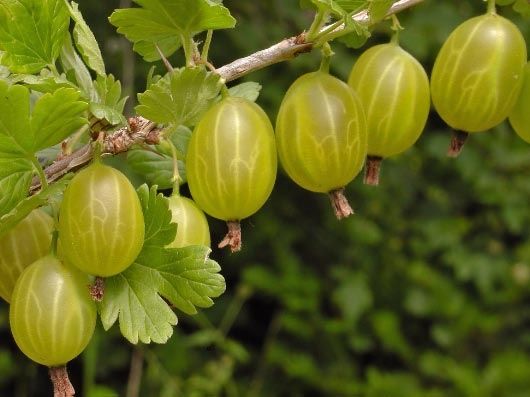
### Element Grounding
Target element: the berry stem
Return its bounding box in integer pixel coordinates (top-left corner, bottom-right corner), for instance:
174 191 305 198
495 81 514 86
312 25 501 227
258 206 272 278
487 0 496 14
329 188 354 220
447 130 469 158
218 221 242 252
49 366 75 397
364 156 383 186
89 277 105 302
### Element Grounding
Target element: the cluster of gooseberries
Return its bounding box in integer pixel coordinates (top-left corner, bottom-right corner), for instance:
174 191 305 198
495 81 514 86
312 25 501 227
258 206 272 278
185 2 529 251
1 1 530 395
0 150 207 394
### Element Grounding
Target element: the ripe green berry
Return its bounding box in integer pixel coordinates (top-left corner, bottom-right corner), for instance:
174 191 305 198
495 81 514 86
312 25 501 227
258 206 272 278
186 96 277 252
275 71 367 218
58 161 145 277
167 195 210 248
348 42 430 185
9 255 97 367
430 12 526 156
0 209 53 303
509 62 530 143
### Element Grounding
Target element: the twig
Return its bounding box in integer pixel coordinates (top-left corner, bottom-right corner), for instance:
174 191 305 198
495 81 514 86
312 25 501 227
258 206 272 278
126 347 144 397
30 117 161 193
217 0 425 82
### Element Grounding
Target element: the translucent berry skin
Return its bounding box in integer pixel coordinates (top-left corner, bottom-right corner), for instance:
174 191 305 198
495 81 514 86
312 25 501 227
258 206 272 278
58 162 145 277
348 42 430 158
9 256 97 367
186 96 277 221
167 195 211 248
430 13 527 133
275 71 367 193
0 209 53 303
509 62 530 143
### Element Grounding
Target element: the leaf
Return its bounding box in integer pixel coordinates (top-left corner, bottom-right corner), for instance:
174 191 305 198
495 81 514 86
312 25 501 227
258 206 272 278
0 81 87 216
0 176 72 237
32 88 88 150
0 0 70 73
60 33 95 98
90 74 128 126
65 1 106 76
99 185 225 344
334 0 369 13
127 125 191 189
300 0 347 16
0 158 33 218
9 71 78 94
228 82 262 102
368 0 395 22
136 67 222 126
109 0 236 61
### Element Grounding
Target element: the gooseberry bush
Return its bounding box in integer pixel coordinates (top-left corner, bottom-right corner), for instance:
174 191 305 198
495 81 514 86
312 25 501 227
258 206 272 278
1 0 530 395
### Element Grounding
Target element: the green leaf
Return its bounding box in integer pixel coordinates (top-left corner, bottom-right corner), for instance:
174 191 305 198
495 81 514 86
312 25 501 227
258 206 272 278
60 33 95 98
0 0 70 73
368 0 395 22
65 1 106 76
300 0 347 16
0 81 87 216
127 125 191 189
0 82 32 156
136 67 222 126
228 82 262 102
0 158 33 218
335 0 369 13
90 74 128 126
9 70 78 94
31 88 88 150
0 175 72 237
109 0 236 61
99 185 225 344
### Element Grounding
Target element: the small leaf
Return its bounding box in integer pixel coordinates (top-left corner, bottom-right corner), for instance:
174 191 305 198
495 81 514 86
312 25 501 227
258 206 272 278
99 185 225 344
9 71 78 94
109 0 236 61
0 158 33 218
60 33 96 98
128 125 191 189
335 0 369 13
368 0 395 22
0 176 72 237
90 74 128 126
228 82 262 102
0 0 70 73
136 67 222 126
65 1 106 76
31 88 88 150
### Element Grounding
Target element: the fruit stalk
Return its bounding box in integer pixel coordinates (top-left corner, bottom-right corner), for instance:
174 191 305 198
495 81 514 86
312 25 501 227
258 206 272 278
49 366 75 397
90 277 105 302
364 156 383 186
447 131 469 158
329 189 354 220
218 221 242 252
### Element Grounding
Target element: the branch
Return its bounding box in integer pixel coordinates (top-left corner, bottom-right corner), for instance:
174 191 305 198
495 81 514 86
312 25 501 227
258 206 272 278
217 0 425 82
32 0 424 192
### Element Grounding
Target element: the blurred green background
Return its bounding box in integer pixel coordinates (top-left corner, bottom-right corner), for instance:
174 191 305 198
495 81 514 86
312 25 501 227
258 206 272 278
3 1 530 396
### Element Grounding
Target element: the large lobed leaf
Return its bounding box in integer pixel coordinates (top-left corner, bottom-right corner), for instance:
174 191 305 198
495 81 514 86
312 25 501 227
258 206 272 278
110 0 236 61
136 67 222 126
0 0 70 73
0 81 88 217
99 185 226 344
